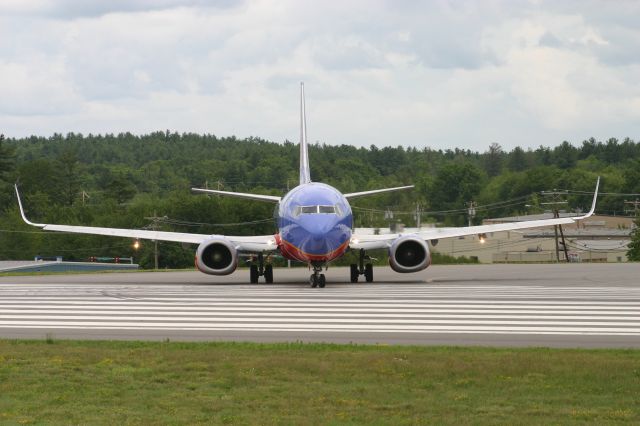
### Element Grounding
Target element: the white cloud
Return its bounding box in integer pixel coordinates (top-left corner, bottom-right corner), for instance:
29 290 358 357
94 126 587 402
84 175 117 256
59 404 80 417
1 0 639 151
0 57 82 115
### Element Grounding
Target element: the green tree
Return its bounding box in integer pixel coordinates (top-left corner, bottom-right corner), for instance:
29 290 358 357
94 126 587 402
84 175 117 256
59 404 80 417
0 134 14 181
430 162 485 214
105 172 136 204
484 143 503 177
508 146 528 171
0 134 16 211
57 148 83 206
553 141 578 169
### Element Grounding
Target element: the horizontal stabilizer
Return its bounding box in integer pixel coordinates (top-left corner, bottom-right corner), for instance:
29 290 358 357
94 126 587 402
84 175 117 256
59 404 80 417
344 185 414 199
191 188 281 203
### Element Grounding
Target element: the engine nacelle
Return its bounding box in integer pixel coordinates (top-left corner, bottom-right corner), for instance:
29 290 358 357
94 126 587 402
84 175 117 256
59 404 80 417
388 235 431 273
195 238 238 275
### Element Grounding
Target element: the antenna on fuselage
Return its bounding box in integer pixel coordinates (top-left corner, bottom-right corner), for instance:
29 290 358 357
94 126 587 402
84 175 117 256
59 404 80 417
299 82 312 185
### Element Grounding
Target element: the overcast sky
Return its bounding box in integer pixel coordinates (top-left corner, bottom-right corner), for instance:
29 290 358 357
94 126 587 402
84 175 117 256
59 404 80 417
1 0 639 151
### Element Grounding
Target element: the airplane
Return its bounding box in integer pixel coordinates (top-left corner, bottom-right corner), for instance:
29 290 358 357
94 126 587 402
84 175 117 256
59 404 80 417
15 83 600 288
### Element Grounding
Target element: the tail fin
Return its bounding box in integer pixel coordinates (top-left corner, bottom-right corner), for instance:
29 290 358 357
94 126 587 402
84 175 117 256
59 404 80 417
299 82 311 185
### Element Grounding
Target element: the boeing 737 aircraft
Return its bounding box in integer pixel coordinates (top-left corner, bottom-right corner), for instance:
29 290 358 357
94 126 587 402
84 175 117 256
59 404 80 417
15 84 600 288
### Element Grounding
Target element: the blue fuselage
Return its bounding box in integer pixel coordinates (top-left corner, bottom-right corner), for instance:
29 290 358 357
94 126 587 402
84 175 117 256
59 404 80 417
276 183 353 265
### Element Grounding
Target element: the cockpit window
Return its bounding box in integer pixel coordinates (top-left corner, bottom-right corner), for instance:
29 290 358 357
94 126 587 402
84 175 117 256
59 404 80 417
292 205 339 216
318 205 336 214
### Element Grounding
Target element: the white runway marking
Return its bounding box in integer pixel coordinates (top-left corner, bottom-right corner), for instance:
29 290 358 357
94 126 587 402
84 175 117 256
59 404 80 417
1 283 640 339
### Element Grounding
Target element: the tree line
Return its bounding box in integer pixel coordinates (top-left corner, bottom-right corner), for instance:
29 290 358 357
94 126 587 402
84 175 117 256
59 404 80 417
1 132 639 267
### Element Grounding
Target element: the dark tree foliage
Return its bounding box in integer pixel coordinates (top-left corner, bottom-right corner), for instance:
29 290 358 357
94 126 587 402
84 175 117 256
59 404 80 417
553 141 578 169
0 134 14 181
507 146 528 172
431 162 484 209
484 143 503 177
1 132 639 267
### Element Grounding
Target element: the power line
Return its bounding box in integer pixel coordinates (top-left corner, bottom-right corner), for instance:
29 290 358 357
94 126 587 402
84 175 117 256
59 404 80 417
352 197 536 217
559 190 640 197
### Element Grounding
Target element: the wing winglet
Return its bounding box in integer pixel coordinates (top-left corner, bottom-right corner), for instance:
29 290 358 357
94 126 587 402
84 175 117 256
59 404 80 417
576 176 600 220
15 184 46 228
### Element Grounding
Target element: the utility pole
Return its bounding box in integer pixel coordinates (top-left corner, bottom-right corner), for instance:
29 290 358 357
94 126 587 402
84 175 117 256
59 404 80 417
79 190 90 206
144 211 166 270
467 201 476 227
385 208 394 231
541 189 569 262
414 203 421 229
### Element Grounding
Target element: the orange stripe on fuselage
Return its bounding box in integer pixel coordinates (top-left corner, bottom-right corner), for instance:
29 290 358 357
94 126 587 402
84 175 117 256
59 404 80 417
278 235 349 263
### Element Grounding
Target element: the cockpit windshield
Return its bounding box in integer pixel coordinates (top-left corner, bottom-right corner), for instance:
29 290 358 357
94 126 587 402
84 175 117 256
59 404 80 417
293 205 340 217
318 205 336 214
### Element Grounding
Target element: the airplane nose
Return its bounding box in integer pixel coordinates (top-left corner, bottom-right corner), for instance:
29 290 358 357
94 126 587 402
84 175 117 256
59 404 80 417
308 221 334 238
298 216 341 254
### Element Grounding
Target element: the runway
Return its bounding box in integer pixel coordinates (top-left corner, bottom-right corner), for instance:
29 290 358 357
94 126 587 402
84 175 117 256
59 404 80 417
0 264 639 348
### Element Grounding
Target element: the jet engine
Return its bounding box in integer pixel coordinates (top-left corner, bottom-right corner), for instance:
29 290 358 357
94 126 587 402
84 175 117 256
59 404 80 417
195 238 238 275
388 235 431 273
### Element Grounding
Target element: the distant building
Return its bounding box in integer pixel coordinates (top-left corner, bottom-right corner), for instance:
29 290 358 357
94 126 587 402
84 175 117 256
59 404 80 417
436 214 635 263
358 213 634 263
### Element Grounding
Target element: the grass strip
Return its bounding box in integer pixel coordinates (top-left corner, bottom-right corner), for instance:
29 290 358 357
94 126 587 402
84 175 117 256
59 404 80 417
1 339 639 425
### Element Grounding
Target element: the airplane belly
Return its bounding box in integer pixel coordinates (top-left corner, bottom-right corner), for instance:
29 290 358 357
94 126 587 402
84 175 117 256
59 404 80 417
277 227 350 263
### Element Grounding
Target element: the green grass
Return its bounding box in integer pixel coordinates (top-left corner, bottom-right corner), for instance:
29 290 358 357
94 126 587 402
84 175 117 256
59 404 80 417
1 340 639 425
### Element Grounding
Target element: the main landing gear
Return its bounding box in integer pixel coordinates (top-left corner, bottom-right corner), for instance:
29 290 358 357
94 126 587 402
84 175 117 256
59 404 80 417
249 253 273 284
350 249 373 283
309 264 326 288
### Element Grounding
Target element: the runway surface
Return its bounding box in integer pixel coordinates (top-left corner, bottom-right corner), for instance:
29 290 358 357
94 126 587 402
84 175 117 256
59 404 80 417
0 264 639 348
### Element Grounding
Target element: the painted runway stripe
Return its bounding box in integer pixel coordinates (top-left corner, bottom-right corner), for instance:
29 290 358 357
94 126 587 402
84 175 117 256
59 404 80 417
2 283 640 338
2 284 640 292
1 302 640 310
2 307 639 315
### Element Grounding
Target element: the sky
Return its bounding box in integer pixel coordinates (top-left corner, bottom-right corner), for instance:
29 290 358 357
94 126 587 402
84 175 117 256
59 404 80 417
1 0 639 151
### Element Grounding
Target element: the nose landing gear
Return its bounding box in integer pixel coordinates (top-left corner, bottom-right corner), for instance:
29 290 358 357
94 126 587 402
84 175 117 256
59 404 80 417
309 265 326 288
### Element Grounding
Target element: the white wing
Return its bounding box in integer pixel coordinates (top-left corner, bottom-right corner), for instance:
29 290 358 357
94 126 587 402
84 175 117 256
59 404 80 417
191 188 281 203
351 177 600 251
15 185 277 253
344 185 414 199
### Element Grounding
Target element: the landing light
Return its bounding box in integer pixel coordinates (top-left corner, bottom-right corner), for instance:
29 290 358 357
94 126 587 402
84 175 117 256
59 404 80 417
133 240 141 250
478 233 486 244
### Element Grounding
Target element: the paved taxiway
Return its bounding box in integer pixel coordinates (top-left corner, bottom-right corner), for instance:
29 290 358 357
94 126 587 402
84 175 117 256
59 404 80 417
0 264 638 348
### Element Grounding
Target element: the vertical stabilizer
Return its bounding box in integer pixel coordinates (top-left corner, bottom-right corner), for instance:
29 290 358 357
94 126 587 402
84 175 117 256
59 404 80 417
299 82 311 185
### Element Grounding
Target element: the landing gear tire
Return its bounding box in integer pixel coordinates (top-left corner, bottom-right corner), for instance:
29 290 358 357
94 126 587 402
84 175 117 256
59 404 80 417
250 265 259 284
264 264 273 284
310 274 318 288
318 274 326 288
350 264 359 283
364 263 373 282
